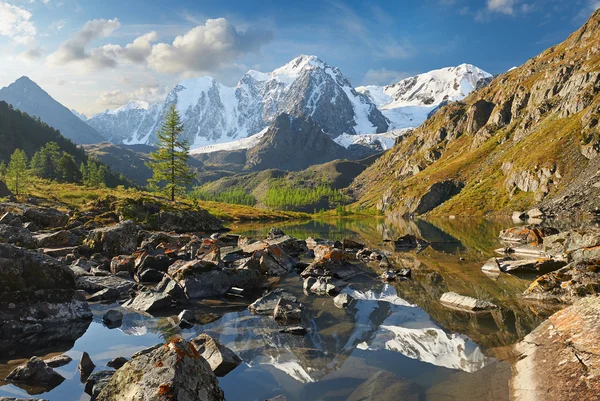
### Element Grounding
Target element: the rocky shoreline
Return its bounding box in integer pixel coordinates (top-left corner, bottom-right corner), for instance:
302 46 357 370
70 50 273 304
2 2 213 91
2 200 600 400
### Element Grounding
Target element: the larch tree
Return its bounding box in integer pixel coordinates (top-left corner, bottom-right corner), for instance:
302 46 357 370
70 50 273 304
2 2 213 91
6 149 29 196
146 105 194 201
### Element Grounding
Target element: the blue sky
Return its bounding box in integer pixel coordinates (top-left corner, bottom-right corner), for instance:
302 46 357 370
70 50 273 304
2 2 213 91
0 0 598 114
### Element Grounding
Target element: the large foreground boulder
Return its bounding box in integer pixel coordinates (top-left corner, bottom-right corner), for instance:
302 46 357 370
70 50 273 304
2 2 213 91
0 244 92 357
511 296 600 401
96 338 225 401
84 220 138 257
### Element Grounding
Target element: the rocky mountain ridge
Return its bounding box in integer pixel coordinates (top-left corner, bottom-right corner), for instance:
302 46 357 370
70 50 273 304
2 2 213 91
351 9 600 218
87 55 389 147
86 57 490 150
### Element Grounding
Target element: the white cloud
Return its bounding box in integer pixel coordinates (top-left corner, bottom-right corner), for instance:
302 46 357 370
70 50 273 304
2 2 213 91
47 18 121 68
49 19 67 32
147 18 272 74
487 0 516 15
0 2 36 44
97 79 169 108
47 18 158 71
362 68 410 85
18 46 44 62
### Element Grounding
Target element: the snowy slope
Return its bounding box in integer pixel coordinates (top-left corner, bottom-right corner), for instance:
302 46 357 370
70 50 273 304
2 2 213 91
89 55 388 147
88 101 162 144
356 64 492 129
189 128 267 154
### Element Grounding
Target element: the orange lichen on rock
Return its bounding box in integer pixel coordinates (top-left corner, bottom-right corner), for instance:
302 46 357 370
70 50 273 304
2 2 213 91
158 383 172 395
324 249 347 262
155 361 163 367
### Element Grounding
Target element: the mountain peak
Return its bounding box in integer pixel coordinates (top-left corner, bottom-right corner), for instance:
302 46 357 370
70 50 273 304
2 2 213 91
11 76 43 91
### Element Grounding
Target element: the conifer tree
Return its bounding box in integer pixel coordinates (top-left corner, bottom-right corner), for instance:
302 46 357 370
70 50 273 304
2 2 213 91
5 149 29 196
146 105 194 201
0 161 6 179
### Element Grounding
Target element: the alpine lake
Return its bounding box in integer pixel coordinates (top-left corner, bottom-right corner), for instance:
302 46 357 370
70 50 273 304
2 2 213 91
0 216 566 401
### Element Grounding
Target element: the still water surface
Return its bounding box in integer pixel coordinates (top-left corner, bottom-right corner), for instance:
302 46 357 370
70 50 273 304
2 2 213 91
0 217 556 401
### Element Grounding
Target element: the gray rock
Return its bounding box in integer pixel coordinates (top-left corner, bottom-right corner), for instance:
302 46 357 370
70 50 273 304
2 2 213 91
102 310 123 328
96 339 225 400
333 293 354 308
0 224 35 247
155 274 188 301
273 298 302 323
190 334 242 377
44 354 72 368
267 227 285 239
305 276 340 296
88 288 121 302
178 309 196 323
440 292 497 313
122 290 174 313
78 351 96 379
109 255 135 275
106 357 128 369
394 234 429 250
248 289 297 314
0 244 92 357
5 356 65 385
76 275 136 295
34 230 80 248
278 326 306 335
84 370 114 400
84 220 138 257
527 208 545 218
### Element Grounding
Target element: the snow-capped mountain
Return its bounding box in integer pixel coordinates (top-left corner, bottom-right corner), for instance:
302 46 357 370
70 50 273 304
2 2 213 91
88 55 389 147
86 100 162 144
0 76 105 144
356 64 493 129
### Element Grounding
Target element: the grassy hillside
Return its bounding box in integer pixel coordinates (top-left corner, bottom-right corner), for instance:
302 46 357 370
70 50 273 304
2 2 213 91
193 156 382 212
25 178 309 222
351 9 600 217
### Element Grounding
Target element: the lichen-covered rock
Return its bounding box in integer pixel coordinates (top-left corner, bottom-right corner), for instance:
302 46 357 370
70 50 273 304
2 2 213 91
0 244 92 357
511 296 600 401
499 225 559 245
523 259 600 302
190 334 242 377
543 228 600 261
96 338 225 401
84 220 138 257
